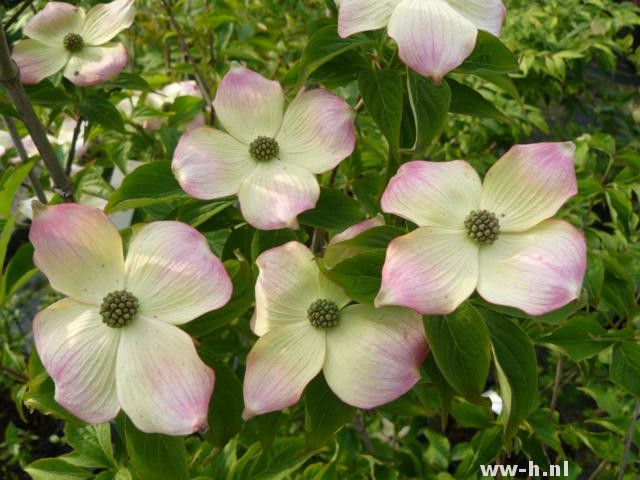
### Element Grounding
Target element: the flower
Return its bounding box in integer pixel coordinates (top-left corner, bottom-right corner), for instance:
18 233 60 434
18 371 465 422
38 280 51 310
12 0 135 86
172 64 356 230
30 203 233 434
335 0 506 82
375 142 587 316
242 241 428 419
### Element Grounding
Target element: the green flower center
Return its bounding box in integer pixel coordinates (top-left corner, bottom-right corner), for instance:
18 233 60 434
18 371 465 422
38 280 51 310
464 209 500 245
100 290 139 328
63 33 84 53
307 299 340 329
249 136 279 162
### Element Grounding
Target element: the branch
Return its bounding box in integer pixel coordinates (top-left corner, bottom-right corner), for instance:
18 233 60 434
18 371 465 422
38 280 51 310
161 0 213 110
0 23 73 201
65 116 83 176
3 0 35 30
3 114 47 203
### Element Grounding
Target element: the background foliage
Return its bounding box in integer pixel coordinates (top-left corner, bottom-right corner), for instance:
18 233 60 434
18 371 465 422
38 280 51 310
1 0 640 478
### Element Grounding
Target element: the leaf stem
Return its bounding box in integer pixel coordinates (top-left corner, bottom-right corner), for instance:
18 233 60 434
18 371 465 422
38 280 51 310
65 116 83 176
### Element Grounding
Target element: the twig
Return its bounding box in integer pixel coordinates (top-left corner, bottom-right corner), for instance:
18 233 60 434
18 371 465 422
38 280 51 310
549 355 564 420
618 399 640 480
3 0 35 30
65 116 83 176
3 114 47 203
587 460 608 480
161 0 213 109
0 24 73 201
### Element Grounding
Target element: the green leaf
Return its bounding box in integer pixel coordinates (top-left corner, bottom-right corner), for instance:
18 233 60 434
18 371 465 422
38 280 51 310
24 458 92 480
0 161 35 219
175 199 234 227
251 229 300 263
424 356 454 428
105 161 187 212
543 315 612 361
320 250 384 304
168 95 204 126
479 308 538 443
1 242 37 304
304 375 356 450
80 95 126 133
184 260 254 338
65 423 116 469
447 79 509 122
406 70 451 152
457 31 518 75
299 24 371 80
423 304 491 402
197 346 244 449
324 225 402 268
359 69 404 152
228 438 317 480
122 415 189 480
610 342 640 397
298 188 363 230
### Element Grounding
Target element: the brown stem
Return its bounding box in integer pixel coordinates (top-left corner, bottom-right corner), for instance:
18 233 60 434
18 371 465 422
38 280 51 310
65 116 83 176
161 0 213 110
3 114 47 203
549 355 564 420
0 25 73 201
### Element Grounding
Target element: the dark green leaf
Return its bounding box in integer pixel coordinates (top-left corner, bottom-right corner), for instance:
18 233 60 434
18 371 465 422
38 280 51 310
320 250 384 304
359 69 404 152
298 188 363 230
106 161 187 212
457 32 518 75
406 70 451 152
24 458 92 480
447 79 509 122
423 304 491 402
610 342 640 397
543 315 612 361
64 423 116 469
80 95 126 133
304 375 355 450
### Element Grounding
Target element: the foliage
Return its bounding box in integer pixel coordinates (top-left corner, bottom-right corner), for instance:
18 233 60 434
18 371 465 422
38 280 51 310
0 0 639 479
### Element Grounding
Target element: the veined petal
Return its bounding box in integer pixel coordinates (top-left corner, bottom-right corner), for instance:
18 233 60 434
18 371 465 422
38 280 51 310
324 305 427 408
238 161 320 230
213 64 284 144
446 0 506 37
242 324 325 419
381 160 482 228
116 317 214 435
24 3 85 47
277 89 355 174
375 227 479 315
81 0 135 46
125 222 232 325
29 203 125 305
63 44 128 87
337 0 400 37
33 299 120 423
12 40 69 85
172 127 255 199
254 242 348 336
477 220 586 316
388 0 477 82
480 142 578 233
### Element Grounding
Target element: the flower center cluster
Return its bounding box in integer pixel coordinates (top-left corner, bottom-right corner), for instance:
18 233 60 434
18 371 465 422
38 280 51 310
63 33 84 53
464 209 500 245
307 299 340 329
100 290 139 328
249 136 279 162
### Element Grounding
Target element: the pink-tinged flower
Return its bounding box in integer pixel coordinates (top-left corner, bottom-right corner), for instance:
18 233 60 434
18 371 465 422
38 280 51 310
30 203 232 435
375 143 587 316
12 0 134 86
242 241 428 419
172 64 356 230
335 0 506 82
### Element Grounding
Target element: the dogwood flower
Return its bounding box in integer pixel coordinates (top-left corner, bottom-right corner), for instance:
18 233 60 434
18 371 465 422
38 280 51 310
335 0 506 81
242 241 427 419
30 203 232 435
12 0 134 86
375 142 587 316
172 64 356 230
